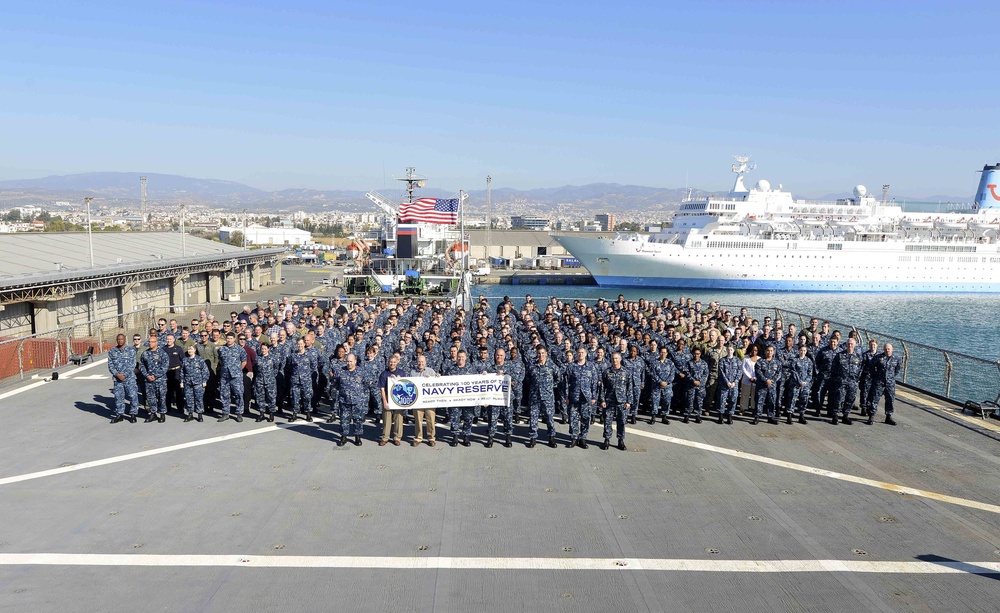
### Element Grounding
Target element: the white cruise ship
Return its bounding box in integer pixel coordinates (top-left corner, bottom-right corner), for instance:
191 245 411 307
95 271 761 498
552 158 1000 293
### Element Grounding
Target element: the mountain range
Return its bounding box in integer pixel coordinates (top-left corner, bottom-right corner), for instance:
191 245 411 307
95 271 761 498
0 172 971 213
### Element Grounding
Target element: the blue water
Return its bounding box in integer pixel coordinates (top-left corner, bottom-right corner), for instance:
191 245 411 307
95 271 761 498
474 286 1000 362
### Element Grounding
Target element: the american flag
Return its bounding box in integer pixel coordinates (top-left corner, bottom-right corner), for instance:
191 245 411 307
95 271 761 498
398 198 459 224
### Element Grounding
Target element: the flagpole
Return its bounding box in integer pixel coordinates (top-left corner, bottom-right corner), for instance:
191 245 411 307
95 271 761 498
459 190 466 275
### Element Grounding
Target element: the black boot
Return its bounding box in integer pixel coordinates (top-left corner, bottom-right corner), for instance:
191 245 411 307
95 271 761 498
832 414 839 425
461 435 471 447
111 415 123 424
146 414 156 423
216 414 228 423
450 435 459 447
195 414 203 422
865 414 874 425
548 433 557 448
726 415 733 425
255 413 264 422
354 435 362 446
337 434 347 447
885 415 897 426
767 417 778 425
682 415 689 424
566 437 576 449
527 437 536 448
288 413 298 423
504 431 513 448
235 414 243 423
267 412 274 422
617 439 627 451
661 414 669 425
786 413 792 424
842 415 853 425
751 415 759 425
601 437 610 450
326 413 335 424
628 414 636 424
305 413 313 423
128 414 138 423
798 414 806 424
694 414 702 424
717 414 724 424
185 415 194 423
485 436 494 448
649 414 655 425
579 438 588 449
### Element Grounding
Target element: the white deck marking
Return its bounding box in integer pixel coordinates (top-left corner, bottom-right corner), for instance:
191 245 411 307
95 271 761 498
0 424 284 486
4 358 110 399
625 427 1000 515
0 553 997 574
895 388 1000 434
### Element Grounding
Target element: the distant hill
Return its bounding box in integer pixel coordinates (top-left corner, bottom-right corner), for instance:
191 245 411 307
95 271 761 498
0 171 970 213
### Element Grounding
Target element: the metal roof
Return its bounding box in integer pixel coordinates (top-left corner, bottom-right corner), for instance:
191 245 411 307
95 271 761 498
0 232 255 278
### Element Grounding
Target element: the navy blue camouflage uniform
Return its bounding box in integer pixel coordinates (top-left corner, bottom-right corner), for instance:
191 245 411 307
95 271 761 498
528 359 560 441
139 347 169 415
829 351 863 417
565 360 599 439
108 345 139 416
868 352 902 418
600 365 631 442
753 357 782 419
216 344 247 415
180 354 209 415
684 358 710 418
649 357 675 418
288 351 314 416
716 355 741 417
332 365 367 437
253 352 278 415
788 355 813 416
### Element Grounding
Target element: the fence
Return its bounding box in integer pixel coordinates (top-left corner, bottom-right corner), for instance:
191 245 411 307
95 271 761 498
722 305 1000 406
0 308 158 385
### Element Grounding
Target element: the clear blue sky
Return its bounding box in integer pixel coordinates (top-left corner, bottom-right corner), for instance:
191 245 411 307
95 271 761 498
1 1 996 197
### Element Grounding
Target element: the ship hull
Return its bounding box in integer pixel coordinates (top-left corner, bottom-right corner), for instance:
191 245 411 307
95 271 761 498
554 234 1000 293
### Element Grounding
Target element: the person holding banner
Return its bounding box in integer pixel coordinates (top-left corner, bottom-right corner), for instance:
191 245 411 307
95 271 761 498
485 348 515 448
527 346 560 448
378 353 405 446
409 354 437 446
444 350 476 447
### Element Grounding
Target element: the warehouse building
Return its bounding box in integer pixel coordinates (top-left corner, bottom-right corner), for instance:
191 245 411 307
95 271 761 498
0 233 286 336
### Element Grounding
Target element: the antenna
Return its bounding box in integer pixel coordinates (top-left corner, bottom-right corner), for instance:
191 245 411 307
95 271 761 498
731 155 753 174
140 176 147 231
396 166 426 205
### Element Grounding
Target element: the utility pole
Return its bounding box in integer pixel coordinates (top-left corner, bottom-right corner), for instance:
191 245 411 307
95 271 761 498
84 197 95 267
242 208 248 249
140 176 147 231
180 204 186 256
485 175 492 263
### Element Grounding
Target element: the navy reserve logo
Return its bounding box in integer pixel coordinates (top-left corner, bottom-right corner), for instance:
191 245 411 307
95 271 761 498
391 379 418 407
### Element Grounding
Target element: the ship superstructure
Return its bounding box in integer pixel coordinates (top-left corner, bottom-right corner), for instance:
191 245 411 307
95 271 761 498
553 159 1000 292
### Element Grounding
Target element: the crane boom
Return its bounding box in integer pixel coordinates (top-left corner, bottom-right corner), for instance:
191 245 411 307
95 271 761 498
365 191 398 218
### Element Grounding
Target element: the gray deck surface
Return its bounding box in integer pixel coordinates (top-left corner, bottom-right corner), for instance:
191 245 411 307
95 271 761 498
1 272 998 612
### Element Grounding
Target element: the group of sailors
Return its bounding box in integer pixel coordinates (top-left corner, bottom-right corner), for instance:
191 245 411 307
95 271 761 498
106 294 904 450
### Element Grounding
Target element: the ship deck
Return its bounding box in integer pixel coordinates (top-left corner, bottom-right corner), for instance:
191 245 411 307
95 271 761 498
1 359 998 612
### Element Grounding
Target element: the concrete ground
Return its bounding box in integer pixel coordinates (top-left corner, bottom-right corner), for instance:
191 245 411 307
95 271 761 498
0 353 998 612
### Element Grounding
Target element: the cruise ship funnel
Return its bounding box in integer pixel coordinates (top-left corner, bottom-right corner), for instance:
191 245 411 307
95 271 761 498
974 163 1000 210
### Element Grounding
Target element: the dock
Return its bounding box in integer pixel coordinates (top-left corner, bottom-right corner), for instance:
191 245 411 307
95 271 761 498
1 356 997 612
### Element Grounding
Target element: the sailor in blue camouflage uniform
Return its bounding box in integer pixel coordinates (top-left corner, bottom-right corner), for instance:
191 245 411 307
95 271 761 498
828 338 862 425
623 344 645 424
287 338 315 422
180 344 209 422
859 339 879 418
527 346 560 448
332 353 367 446
216 332 248 422
753 345 782 425
867 342 902 426
775 335 796 416
485 347 516 448
599 351 632 450
139 335 170 423
108 334 139 423
350 345 384 425
683 347 710 423
715 345 741 424
812 337 839 416
787 344 813 424
564 347 599 448
253 343 278 422
507 346 525 424
648 346 674 425
444 350 476 447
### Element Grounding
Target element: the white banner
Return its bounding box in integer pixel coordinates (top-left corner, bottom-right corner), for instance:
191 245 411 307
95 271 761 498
386 374 510 410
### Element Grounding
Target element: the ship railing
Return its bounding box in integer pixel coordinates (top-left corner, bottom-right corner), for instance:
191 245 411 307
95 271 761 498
737 305 999 406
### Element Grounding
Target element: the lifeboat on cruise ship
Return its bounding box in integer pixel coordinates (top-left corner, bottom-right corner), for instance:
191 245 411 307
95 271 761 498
969 217 1000 231
935 218 967 230
900 217 934 229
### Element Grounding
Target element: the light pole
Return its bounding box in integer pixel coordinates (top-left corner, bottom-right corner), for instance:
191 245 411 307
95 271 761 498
84 197 95 267
180 204 186 256
242 208 248 249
